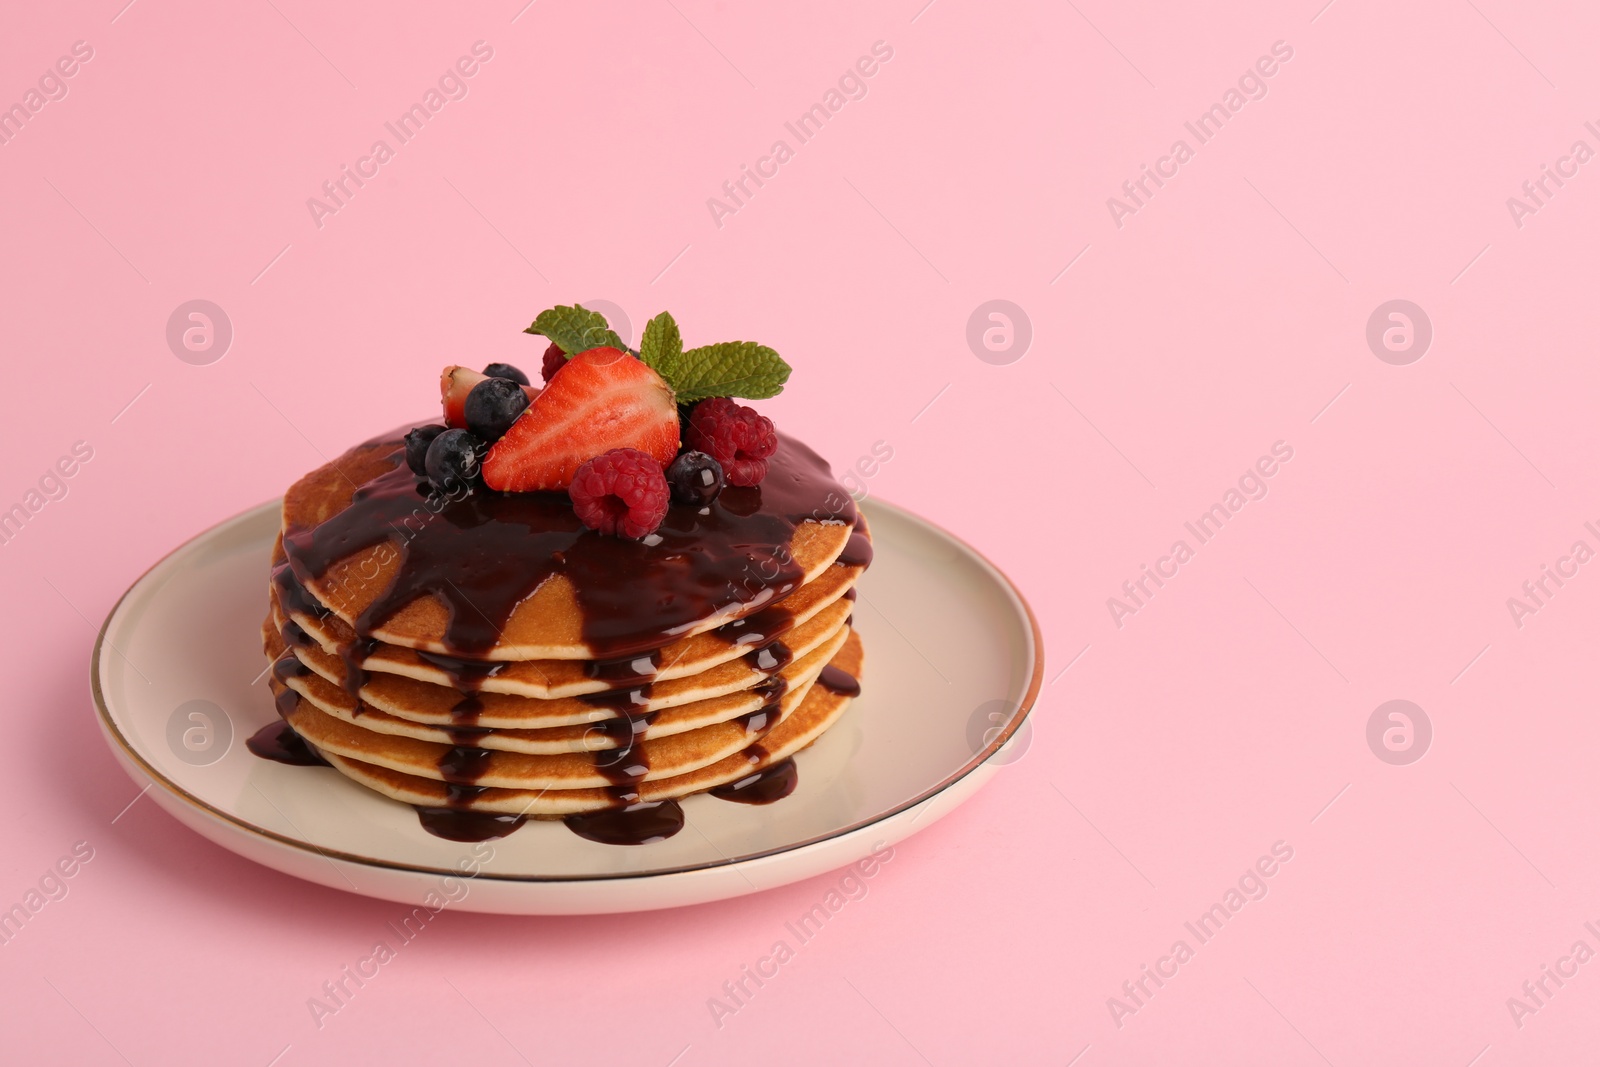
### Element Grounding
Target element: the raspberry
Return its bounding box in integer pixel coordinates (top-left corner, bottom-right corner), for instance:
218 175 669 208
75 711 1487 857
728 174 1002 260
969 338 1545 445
540 342 567 383
569 448 669 539
687 398 777 486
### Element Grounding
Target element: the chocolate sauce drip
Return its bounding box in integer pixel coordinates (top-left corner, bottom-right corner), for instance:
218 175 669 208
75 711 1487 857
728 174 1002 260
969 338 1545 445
817 665 861 697
735 676 787 737
271 650 309 684
338 636 378 699
843 587 857 601
279 433 855 658
438 745 493 784
563 800 684 845
715 603 797 649
272 563 330 620
246 721 329 766
736 707 776 736
271 652 310 718
753 641 792 673
579 685 654 714
416 806 528 842
584 652 661 686
416 650 509 692
710 758 799 804
575 679 660 809
591 716 653 785
450 694 484 725
446 726 491 745
837 530 873 568
281 620 313 648
414 782 529 841
273 688 300 718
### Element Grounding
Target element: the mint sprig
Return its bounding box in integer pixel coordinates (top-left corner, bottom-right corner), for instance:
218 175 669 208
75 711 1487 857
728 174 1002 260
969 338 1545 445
524 304 627 356
638 311 682 378
667 342 790 403
523 304 792 402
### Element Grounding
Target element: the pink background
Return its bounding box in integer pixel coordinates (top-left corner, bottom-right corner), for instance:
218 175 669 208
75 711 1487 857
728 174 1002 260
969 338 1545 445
3 0 1598 1062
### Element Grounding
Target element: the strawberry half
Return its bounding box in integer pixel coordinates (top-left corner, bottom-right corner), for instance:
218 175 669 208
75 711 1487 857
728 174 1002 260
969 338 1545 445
482 347 678 491
441 366 537 429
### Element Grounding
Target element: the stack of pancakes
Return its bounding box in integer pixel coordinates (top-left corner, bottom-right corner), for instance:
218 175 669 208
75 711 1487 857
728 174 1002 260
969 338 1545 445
259 427 867 833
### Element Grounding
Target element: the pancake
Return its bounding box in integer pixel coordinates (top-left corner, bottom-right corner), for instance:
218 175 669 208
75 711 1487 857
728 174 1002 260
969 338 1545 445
281 653 825 791
276 596 851 728
280 622 849 753
318 628 864 816
271 544 865 699
275 430 861 660
254 404 871 841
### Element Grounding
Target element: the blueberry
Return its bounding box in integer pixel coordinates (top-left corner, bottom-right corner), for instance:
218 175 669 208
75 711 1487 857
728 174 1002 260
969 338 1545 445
666 451 724 506
482 362 530 387
425 428 485 491
464 377 530 441
404 424 447 476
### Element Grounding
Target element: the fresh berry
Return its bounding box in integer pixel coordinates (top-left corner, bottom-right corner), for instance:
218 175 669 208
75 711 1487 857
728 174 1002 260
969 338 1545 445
540 342 567 382
665 450 724 506
464 377 530 441
482 347 679 492
686 398 777 486
404 424 447 476
570 448 670 539
482 362 530 387
441 365 538 429
440 366 486 428
425 428 485 491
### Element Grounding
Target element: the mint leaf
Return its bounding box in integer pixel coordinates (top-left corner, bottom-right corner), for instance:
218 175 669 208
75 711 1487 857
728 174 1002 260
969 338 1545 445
667 342 791 403
523 304 626 356
638 311 683 377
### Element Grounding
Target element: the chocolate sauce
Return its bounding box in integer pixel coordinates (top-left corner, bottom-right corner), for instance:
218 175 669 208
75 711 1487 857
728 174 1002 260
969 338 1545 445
753 641 792 673
563 800 684 845
752 674 787 707
843 587 857 601
279 433 856 658
271 650 309 685
416 807 528 842
450 694 484 724
817 665 861 697
438 745 493 784
272 563 330 620
579 685 654 714
274 688 300 719
710 758 798 804
416 650 509 692
246 721 329 766
271 651 310 718
282 620 313 648
415 782 529 841
837 530 873 568
715 603 797 650
736 707 777 735
584 651 661 686
734 675 787 745
338 636 378 698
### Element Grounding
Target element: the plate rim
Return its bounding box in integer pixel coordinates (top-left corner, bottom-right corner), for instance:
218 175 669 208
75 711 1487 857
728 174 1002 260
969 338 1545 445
91 495 1044 884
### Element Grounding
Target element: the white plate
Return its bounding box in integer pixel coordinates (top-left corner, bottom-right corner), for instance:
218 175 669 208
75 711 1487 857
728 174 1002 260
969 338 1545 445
93 498 1042 914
